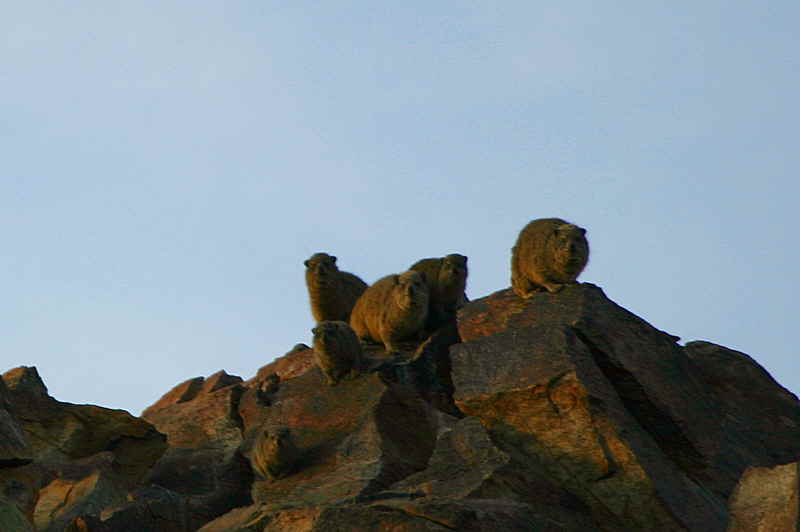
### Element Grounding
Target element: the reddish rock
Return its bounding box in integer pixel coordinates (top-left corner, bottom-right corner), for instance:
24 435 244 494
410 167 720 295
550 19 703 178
32 453 128 532
141 377 205 418
198 505 320 532
727 461 799 532
3 366 166 484
241 368 438 507
453 285 728 530
1 366 167 532
386 416 598 530
142 373 250 529
5 282 799 531
246 344 315 385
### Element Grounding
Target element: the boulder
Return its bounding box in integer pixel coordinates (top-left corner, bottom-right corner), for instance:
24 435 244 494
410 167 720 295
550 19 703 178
241 367 437 508
64 486 189 532
3 367 166 484
727 461 799 532
453 284 729 530
142 370 251 529
683 340 800 497
1 366 167 531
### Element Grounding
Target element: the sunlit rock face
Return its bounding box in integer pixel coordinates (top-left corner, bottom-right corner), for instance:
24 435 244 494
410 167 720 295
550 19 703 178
2 283 799 531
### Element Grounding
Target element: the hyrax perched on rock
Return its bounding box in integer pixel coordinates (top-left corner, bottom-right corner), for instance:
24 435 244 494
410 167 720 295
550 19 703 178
250 426 298 481
511 218 589 297
311 320 363 385
349 270 430 354
409 253 468 330
304 252 368 323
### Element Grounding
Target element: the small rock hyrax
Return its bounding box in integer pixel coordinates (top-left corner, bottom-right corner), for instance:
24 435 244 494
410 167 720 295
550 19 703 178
250 426 298 481
311 320 363 385
409 254 468 329
349 270 430 354
511 218 589 297
304 252 368 323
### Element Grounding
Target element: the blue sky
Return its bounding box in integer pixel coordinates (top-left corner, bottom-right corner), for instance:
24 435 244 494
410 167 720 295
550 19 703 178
3 2 798 415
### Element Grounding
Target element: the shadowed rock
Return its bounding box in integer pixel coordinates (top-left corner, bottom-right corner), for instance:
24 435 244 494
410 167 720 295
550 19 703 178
1 366 167 532
4 281 800 531
453 284 728 531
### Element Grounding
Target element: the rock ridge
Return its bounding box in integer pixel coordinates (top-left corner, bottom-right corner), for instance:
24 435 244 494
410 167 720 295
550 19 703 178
1 283 798 531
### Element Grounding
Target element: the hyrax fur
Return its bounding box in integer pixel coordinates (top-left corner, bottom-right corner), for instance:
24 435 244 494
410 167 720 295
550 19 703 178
311 320 363 385
250 426 298 481
511 218 589 297
349 270 430 354
304 252 368 323
409 253 468 329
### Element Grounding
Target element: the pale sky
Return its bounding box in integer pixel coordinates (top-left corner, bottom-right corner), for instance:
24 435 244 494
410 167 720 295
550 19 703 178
3 2 798 415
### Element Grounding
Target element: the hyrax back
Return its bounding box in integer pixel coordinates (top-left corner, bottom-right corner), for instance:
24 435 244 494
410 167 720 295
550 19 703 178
311 320 363 385
349 270 430 354
410 253 468 329
304 252 368 323
250 427 298 481
511 218 589 297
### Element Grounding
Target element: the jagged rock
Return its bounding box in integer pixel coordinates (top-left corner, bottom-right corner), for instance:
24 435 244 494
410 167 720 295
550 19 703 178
32 453 128 532
201 498 589 532
246 343 315 385
141 377 205 417
142 370 251 529
683 341 800 497
242 368 437 507
3 367 166 484
5 281 800 531
64 485 189 532
453 284 729 531
1 366 167 531
384 416 598 530
377 322 462 417
197 505 319 532
727 461 799 531
0 377 31 468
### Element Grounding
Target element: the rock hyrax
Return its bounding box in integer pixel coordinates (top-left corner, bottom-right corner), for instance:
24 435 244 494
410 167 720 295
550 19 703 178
409 253 468 329
349 270 430 354
304 252 368 323
511 218 589 297
311 320 363 385
250 427 298 481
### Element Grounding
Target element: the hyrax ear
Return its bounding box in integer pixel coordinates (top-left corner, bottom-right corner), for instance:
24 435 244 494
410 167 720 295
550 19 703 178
579 228 587 236
331 256 337 263
304 260 311 268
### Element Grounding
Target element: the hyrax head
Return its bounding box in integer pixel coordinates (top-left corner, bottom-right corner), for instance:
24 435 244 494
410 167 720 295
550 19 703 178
312 320 342 343
551 224 589 274
304 252 338 276
441 254 468 283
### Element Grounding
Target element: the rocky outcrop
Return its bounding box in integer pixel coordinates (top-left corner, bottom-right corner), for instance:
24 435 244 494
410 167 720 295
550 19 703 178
2 283 799 531
0 376 31 468
0 366 167 532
